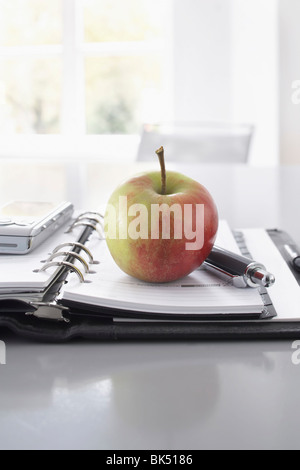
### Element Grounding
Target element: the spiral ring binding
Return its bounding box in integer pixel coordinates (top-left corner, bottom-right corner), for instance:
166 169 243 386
66 220 104 238
77 216 102 225
66 211 105 238
46 251 90 273
39 261 85 283
52 242 95 264
77 212 104 223
35 212 105 286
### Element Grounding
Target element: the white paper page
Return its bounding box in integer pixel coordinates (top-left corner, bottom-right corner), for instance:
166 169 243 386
215 220 241 254
61 221 264 316
242 229 300 321
0 220 77 293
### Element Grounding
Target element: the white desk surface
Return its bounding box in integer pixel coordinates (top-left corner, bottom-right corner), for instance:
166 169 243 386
0 161 300 450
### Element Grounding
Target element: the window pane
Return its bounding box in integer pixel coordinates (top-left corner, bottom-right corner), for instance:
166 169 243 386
84 0 168 43
85 56 163 134
0 58 61 134
0 0 62 46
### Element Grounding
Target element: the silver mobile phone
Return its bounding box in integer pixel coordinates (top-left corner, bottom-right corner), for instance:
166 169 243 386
0 201 74 254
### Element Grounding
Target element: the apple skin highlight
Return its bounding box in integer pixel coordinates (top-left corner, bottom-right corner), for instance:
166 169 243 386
104 170 219 283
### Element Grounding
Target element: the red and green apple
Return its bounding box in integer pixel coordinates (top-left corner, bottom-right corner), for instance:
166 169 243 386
104 147 218 283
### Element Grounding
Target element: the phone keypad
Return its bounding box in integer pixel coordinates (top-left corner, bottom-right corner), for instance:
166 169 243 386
0 218 35 226
0 218 12 226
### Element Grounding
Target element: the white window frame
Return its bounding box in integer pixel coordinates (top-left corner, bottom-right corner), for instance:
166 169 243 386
0 0 173 162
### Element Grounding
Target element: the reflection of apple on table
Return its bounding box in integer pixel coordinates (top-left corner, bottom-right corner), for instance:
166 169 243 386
105 147 218 283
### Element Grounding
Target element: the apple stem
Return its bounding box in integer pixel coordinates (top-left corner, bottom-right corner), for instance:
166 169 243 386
155 146 167 195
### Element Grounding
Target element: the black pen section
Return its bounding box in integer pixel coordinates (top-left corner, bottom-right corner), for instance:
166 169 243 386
206 246 253 275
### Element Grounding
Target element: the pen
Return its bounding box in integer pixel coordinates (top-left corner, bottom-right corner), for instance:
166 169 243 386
204 246 276 288
284 244 300 272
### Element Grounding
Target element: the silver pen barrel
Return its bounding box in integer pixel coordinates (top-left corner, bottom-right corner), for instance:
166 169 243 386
205 246 275 288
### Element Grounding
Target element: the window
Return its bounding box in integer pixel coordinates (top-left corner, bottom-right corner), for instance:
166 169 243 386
0 0 172 159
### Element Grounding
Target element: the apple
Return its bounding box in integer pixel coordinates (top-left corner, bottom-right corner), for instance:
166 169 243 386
104 147 218 283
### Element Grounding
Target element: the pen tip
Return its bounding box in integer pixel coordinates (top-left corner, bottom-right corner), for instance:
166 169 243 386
251 269 276 288
265 273 276 288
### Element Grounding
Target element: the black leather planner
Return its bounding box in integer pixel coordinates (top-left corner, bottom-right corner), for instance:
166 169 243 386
0 211 299 342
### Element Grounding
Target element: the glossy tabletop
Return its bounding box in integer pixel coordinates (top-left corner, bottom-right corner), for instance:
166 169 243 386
0 161 299 450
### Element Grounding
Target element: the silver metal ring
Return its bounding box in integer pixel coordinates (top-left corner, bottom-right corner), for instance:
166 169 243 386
71 217 103 228
52 242 94 263
39 261 85 283
47 251 90 273
66 221 104 238
76 215 104 227
77 211 104 222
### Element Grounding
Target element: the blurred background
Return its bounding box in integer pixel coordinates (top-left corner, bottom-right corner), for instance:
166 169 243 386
1 0 299 164
0 0 299 222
